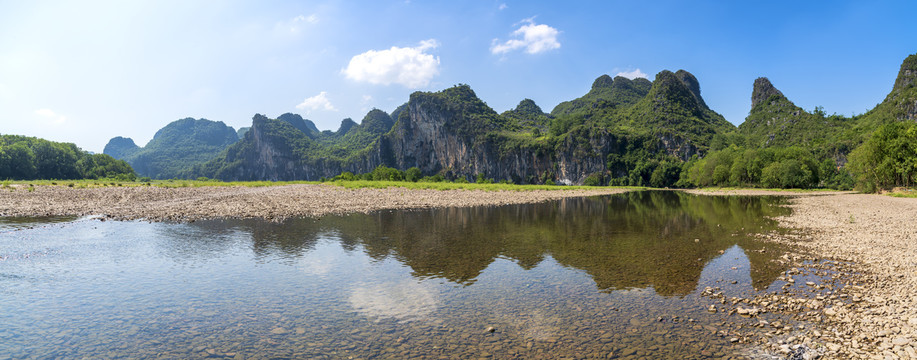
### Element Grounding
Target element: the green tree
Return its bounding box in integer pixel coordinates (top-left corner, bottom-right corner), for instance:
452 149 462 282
405 167 422 182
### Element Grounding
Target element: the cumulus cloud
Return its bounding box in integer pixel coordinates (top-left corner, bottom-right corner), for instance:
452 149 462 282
343 40 440 88
616 69 648 80
491 18 560 55
296 91 337 113
34 108 67 124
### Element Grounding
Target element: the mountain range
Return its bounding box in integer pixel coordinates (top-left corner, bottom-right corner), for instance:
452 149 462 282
102 53 917 187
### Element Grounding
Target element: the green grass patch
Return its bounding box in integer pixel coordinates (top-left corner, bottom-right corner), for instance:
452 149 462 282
2 179 322 188
328 180 644 191
889 190 917 198
694 186 846 193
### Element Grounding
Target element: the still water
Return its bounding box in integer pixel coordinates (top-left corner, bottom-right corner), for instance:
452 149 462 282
1 191 795 359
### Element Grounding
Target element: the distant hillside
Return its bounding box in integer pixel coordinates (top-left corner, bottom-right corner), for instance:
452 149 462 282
103 118 239 179
687 52 917 190
1 134 134 180
98 52 917 191
194 70 729 186
737 77 857 156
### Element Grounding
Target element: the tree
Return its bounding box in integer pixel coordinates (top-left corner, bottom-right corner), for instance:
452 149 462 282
405 167 422 182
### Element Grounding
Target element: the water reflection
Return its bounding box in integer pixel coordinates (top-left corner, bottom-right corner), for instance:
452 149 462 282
0 215 79 232
349 279 439 322
0 191 797 359
194 191 789 295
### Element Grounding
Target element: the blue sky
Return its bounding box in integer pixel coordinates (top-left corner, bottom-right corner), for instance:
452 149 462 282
1 0 916 152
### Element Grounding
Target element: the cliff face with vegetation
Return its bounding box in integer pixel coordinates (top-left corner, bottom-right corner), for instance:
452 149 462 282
690 53 917 190
195 69 730 185
102 52 917 190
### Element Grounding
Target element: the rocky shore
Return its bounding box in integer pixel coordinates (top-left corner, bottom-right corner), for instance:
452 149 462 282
0 184 627 222
772 193 917 359
690 189 917 359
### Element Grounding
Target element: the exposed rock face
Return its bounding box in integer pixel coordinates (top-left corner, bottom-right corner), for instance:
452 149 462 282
675 70 708 109
222 115 342 181
203 74 725 184
277 113 319 137
892 54 917 93
751 77 787 108
885 54 917 121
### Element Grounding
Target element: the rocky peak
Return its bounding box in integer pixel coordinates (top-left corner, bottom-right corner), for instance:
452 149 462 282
892 53 917 93
591 75 615 90
674 70 707 109
360 109 395 135
277 113 319 136
102 136 139 160
650 70 699 108
511 99 545 117
751 77 786 108
337 118 357 135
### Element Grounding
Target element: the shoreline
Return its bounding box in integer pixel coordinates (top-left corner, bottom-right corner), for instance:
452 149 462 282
767 193 917 358
0 183 629 222
696 189 917 358
4 185 915 357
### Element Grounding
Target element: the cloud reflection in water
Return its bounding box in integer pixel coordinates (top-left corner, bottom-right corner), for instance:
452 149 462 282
349 280 439 322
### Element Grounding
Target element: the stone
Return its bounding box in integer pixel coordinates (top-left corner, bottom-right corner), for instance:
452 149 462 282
484 327 496 333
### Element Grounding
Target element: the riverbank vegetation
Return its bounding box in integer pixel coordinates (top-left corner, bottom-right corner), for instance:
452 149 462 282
0 135 135 180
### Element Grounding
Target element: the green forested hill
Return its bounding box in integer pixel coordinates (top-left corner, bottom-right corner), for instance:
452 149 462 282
95 52 917 191
104 118 240 179
0 134 135 180
686 53 917 191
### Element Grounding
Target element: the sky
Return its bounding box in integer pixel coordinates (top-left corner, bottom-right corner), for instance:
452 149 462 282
1 1 916 153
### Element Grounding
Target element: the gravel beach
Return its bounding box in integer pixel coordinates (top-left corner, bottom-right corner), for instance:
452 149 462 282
774 193 917 359
691 189 917 359
0 184 627 222
5 185 916 358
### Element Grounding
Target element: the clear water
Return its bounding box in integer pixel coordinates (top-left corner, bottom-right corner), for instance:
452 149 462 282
0 191 795 359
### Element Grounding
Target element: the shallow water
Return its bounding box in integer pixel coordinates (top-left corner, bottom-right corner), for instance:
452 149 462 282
0 191 797 359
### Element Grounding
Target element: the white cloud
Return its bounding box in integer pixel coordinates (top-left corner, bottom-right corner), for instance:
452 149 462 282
616 69 648 80
296 91 337 113
343 40 440 88
361 95 373 104
277 14 317 34
491 18 560 55
34 108 67 125
499 3 508 10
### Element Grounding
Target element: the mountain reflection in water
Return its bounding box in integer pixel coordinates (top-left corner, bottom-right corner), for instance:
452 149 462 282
187 190 790 295
0 190 796 359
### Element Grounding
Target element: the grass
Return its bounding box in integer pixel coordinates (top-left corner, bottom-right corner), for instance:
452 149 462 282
0 178 644 192
1 179 321 189
695 186 848 193
328 180 645 191
889 189 917 198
